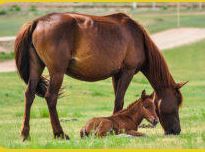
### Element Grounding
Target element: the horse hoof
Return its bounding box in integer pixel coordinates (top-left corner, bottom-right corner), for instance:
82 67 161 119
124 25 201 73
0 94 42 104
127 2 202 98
54 132 70 140
64 134 70 140
21 134 31 142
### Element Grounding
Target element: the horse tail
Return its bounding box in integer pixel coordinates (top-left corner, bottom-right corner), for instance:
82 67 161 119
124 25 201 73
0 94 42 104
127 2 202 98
14 20 49 97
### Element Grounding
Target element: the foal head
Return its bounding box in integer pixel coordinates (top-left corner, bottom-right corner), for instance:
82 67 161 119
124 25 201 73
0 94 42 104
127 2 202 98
140 90 159 126
128 90 159 126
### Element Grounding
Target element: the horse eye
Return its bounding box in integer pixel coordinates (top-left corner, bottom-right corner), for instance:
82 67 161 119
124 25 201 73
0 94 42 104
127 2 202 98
144 105 149 109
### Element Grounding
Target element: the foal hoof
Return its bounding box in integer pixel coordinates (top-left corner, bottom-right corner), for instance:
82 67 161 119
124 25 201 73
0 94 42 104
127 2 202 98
54 132 70 140
64 134 70 140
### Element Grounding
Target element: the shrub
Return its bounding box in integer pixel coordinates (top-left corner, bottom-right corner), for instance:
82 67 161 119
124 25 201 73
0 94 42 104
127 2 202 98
0 52 15 61
161 5 168 10
9 5 21 12
29 5 37 12
0 9 7 15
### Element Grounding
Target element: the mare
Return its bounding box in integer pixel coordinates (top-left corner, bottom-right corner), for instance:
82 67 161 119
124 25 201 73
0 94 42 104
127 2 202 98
14 12 188 140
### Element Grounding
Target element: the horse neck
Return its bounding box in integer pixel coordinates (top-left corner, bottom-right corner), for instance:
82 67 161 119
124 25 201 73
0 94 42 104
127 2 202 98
115 100 145 125
130 19 177 92
141 38 176 93
125 102 144 125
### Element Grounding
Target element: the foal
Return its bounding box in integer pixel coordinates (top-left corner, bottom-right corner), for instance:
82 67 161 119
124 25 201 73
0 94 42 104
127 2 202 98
80 90 159 138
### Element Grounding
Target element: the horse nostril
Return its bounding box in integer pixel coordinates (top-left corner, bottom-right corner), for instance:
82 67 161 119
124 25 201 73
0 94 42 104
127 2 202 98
153 119 159 126
174 128 181 135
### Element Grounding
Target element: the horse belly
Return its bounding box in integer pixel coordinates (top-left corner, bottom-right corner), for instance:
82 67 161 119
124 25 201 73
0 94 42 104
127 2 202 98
66 54 122 81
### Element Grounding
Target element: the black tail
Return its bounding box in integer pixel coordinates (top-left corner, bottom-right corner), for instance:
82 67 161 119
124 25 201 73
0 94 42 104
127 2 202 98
14 21 48 97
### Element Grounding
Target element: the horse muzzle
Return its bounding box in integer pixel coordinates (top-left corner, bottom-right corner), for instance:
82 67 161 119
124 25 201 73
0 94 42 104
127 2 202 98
152 118 159 127
165 127 181 135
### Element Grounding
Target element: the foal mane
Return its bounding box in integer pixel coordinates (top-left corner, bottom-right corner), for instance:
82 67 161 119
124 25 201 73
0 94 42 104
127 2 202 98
115 99 140 115
116 95 150 115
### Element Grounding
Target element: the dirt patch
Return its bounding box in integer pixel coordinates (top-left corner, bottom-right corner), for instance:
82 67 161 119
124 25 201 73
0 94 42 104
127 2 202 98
0 60 16 72
151 27 205 50
0 36 16 53
0 46 7 52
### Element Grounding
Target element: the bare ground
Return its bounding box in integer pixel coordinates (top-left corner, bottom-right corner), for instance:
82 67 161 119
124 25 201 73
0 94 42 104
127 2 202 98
0 60 16 72
1 27 205 72
151 27 205 50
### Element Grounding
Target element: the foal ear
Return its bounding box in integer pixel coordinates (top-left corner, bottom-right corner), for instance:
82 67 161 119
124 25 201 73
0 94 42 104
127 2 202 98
175 81 189 89
141 90 146 99
150 92 156 102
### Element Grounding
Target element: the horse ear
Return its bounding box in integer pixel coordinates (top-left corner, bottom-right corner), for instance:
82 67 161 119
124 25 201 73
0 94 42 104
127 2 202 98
141 90 146 99
175 81 189 89
150 92 156 102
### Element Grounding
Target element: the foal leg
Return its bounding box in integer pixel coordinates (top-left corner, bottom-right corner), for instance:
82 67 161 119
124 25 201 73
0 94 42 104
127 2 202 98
45 73 69 140
125 130 145 137
95 120 113 137
21 48 44 141
113 69 135 113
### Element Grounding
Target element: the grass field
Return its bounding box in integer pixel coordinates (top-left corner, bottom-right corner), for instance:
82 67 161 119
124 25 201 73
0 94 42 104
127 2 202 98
0 5 205 36
0 52 14 62
0 38 204 148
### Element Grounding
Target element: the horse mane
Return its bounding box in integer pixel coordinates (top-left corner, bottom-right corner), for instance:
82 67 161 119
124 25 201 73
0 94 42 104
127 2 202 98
128 19 176 90
127 18 183 105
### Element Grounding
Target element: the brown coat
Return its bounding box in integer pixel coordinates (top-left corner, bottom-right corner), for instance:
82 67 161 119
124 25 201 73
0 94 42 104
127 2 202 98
80 90 159 137
14 12 187 141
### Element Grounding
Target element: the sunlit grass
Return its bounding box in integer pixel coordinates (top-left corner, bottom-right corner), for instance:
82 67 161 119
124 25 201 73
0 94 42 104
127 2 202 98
0 38 205 148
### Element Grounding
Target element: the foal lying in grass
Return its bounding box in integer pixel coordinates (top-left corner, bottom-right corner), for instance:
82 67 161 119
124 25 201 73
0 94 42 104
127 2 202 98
80 90 159 137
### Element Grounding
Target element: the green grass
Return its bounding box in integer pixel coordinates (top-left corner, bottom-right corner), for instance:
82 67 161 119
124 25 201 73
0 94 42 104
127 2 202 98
1 7 205 63
0 14 35 36
0 52 14 62
136 13 205 33
0 37 205 148
0 5 205 36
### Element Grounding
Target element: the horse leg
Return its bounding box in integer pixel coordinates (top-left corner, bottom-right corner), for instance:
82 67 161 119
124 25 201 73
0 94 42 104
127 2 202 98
45 73 69 140
112 73 124 112
21 80 39 141
21 48 44 141
113 69 135 113
112 73 121 95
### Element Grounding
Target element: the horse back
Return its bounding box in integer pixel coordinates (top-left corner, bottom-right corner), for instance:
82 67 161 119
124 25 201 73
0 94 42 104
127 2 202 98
32 12 145 80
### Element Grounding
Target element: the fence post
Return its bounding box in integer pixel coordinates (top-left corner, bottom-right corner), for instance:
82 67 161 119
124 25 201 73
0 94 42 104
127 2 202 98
199 2 202 9
152 2 156 10
177 2 180 27
132 2 137 9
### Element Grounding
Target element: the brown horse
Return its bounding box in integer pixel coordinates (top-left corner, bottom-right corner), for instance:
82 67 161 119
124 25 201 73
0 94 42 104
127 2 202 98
14 12 188 141
80 90 158 138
